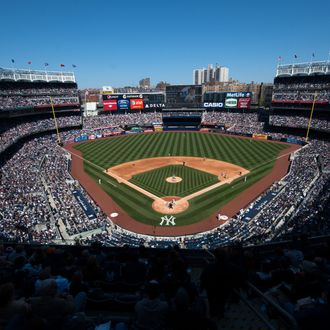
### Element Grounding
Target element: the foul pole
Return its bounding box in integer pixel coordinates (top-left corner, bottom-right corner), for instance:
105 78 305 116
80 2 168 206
305 93 317 142
50 96 62 145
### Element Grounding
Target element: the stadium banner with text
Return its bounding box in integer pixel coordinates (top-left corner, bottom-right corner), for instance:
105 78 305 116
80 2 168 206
103 100 118 111
74 135 88 142
225 98 238 108
144 102 166 109
117 99 130 110
237 98 251 109
130 98 144 110
72 190 97 220
225 92 252 98
252 133 268 140
203 102 224 108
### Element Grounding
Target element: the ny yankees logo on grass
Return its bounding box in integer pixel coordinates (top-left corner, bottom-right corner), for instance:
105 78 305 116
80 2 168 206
160 215 176 226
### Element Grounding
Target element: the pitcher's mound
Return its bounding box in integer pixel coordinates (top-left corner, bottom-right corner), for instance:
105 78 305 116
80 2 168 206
152 196 189 214
166 176 182 183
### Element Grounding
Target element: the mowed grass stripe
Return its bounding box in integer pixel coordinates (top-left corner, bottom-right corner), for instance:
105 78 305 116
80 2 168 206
74 132 290 226
130 165 218 197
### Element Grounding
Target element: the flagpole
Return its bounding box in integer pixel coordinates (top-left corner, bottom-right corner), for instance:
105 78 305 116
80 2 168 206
305 92 317 142
50 96 62 145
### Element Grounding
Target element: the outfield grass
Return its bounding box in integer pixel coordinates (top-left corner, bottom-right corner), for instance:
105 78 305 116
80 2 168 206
74 132 289 226
130 164 219 197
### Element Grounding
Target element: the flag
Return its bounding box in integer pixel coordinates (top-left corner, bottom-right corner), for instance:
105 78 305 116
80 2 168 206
11 59 15 63
60 64 65 67
294 55 298 59
278 56 282 61
44 62 49 66
312 53 315 58
72 64 77 68
28 61 32 64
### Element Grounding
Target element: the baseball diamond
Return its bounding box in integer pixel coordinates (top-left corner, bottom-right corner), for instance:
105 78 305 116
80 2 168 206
67 131 298 235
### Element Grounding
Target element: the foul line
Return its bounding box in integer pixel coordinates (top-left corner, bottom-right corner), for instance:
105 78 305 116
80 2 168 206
65 144 300 209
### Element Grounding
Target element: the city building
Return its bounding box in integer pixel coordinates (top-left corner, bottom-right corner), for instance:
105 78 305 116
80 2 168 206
193 63 229 84
139 77 151 89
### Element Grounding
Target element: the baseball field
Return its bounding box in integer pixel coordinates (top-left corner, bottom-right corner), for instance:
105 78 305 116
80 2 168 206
70 132 292 230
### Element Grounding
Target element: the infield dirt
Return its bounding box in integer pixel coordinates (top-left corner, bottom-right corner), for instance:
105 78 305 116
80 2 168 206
107 156 249 181
65 134 300 236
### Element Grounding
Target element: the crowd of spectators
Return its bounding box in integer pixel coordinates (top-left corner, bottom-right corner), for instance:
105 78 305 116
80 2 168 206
1 235 330 329
0 116 82 152
0 82 79 110
272 91 330 103
202 112 264 134
0 96 79 110
0 132 110 244
83 113 162 130
269 115 329 130
0 112 329 252
246 237 330 329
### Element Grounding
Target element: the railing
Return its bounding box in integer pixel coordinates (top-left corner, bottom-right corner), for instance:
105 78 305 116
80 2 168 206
246 282 299 329
0 67 76 83
276 62 330 76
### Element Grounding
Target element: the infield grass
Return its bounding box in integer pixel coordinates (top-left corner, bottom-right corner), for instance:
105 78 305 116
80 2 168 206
130 164 219 197
74 132 289 226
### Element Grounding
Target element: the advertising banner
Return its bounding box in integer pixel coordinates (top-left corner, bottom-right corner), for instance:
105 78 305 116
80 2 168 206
130 98 144 110
74 135 88 142
118 99 130 110
203 102 224 108
225 92 252 98
72 190 97 220
144 103 166 109
237 98 251 109
103 100 118 111
252 133 268 140
225 98 238 108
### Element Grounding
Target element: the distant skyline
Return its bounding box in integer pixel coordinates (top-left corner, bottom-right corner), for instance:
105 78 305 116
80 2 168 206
1 0 329 88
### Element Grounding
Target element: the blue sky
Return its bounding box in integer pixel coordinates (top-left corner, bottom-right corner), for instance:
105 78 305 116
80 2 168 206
1 0 329 88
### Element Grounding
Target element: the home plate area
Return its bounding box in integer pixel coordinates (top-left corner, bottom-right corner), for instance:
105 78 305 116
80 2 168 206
152 196 189 214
